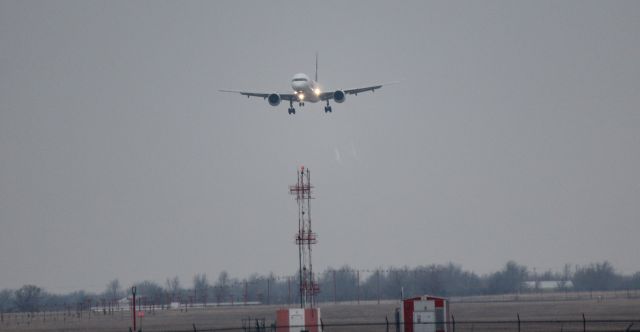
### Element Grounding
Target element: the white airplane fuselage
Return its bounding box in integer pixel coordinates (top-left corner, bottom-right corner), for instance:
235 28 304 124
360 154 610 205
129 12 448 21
291 73 321 103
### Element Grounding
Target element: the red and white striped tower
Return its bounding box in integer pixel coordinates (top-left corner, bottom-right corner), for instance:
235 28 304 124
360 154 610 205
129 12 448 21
289 166 319 308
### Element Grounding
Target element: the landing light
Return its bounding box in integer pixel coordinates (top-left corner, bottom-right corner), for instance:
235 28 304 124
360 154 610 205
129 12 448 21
314 88 321 96
299 93 305 100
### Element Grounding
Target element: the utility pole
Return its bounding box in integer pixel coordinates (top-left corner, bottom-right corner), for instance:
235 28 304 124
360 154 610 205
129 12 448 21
377 270 381 304
287 277 291 305
267 277 271 305
333 270 337 304
357 270 360 304
243 281 248 305
131 287 136 332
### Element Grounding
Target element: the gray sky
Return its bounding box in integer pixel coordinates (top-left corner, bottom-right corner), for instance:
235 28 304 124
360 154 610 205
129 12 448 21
1 1 639 293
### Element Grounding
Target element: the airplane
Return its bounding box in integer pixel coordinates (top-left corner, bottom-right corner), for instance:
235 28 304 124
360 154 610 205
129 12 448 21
220 54 386 114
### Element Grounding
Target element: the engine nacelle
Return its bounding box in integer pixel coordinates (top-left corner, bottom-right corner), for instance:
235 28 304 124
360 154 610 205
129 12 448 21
267 93 281 106
333 90 346 103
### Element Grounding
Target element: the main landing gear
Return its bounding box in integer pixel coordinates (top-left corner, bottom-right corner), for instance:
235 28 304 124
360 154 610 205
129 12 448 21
287 101 333 114
288 100 296 115
324 100 332 113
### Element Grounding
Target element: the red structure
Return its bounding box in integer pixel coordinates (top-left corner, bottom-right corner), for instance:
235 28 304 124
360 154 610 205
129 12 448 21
288 166 320 308
399 295 449 332
276 308 321 332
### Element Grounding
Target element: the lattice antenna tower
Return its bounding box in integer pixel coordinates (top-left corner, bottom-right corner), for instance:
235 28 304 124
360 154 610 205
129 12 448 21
289 166 319 308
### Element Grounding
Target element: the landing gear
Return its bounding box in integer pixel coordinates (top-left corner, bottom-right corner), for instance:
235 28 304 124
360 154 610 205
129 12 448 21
288 100 295 115
324 100 332 113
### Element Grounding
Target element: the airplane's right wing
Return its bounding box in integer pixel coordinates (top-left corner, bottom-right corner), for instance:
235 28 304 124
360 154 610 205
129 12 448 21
276 94 297 101
218 90 299 101
218 90 269 98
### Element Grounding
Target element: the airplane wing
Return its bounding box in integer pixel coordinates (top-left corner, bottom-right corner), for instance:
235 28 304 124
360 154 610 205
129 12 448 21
219 90 297 101
319 84 384 100
344 84 383 95
277 94 297 101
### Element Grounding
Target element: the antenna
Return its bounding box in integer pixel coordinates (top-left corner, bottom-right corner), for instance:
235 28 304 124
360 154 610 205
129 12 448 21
315 52 318 82
289 166 319 308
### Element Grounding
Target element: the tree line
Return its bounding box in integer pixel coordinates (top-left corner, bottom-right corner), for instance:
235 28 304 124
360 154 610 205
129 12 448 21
1 261 639 313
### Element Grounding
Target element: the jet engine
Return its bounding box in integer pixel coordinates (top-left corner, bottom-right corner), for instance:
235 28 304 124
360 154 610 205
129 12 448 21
267 93 281 106
333 90 346 103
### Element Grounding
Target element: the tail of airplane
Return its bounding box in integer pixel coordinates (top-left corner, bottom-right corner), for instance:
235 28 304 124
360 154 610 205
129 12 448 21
315 52 318 82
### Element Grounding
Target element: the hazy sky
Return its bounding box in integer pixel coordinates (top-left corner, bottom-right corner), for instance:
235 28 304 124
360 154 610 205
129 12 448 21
1 1 639 293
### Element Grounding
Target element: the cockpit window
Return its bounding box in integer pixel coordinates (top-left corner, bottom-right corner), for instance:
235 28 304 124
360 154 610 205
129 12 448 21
293 78 307 82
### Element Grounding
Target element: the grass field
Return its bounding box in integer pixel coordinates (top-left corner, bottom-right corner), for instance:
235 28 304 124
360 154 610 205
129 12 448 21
2 292 639 331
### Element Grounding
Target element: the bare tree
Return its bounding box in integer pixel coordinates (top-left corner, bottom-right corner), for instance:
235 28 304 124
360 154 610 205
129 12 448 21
133 280 165 306
14 285 42 312
165 276 180 302
487 261 528 294
0 289 13 312
105 279 122 302
558 263 573 291
573 261 618 291
193 273 209 304
214 271 230 304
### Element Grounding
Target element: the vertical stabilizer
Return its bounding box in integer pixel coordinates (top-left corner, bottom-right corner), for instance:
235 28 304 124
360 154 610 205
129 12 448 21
315 52 318 82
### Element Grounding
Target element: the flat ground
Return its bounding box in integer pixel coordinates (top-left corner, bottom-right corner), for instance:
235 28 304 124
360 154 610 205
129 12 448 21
2 292 639 332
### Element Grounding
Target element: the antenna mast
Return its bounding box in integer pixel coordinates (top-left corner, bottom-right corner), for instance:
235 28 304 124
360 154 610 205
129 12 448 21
289 166 319 308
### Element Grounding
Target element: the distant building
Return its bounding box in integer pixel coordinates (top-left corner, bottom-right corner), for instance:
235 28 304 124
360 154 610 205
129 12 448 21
398 295 449 332
522 280 574 291
118 297 130 306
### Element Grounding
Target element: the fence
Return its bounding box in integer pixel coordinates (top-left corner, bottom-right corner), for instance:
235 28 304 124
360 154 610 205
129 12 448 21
150 319 640 332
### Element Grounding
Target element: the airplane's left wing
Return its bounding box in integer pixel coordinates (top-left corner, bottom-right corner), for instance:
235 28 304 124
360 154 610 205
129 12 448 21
344 84 383 95
319 84 384 100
